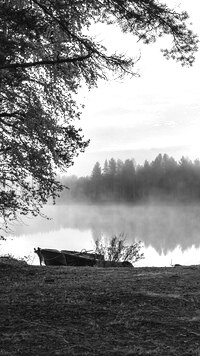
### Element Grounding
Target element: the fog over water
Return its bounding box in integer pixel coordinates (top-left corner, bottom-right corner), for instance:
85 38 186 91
1 203 200 267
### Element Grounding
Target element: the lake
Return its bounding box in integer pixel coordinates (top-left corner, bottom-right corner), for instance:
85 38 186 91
1 203 200 267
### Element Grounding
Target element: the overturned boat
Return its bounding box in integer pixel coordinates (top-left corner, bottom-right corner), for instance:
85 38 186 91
34 248 104 267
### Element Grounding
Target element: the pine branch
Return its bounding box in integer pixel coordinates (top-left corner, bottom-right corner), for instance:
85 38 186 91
0 53 91 71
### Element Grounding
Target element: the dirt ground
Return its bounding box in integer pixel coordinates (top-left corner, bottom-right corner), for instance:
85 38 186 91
1 258 200 356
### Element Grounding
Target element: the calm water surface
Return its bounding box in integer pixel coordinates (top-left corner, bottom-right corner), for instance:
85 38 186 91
1 203 200 267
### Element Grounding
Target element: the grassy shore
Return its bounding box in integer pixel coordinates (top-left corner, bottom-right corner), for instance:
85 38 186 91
1 258 200 355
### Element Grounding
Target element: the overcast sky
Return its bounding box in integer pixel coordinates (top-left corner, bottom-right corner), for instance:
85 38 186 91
68 0 200 177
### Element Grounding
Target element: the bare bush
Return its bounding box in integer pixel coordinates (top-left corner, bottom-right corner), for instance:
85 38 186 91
94 234 144 265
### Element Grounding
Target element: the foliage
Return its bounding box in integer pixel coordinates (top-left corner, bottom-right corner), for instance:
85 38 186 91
0 1 198 229
95 234 144 264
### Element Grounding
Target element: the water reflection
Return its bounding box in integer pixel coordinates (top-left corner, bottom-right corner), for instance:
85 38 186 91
1 204 200 266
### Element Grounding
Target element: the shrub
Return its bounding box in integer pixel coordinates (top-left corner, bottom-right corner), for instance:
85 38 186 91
0 254 28 267
94 234 144 265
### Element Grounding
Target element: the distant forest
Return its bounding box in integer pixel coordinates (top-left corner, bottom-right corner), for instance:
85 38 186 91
58 154 200 203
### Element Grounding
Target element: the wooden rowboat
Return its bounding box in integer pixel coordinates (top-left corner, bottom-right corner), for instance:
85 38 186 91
34 248 132 267
34 248 104 267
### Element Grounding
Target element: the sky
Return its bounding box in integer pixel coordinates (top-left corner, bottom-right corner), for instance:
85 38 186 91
68 0 200 177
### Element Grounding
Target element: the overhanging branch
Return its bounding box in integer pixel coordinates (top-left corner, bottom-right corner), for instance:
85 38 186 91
0 53 91 71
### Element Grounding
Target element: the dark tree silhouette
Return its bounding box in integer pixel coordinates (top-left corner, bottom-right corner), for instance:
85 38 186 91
59 154 200 204
90 162 102 201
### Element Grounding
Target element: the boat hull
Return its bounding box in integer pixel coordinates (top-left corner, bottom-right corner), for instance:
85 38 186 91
35 248 105 267
40 249 66 266
61 251 96 267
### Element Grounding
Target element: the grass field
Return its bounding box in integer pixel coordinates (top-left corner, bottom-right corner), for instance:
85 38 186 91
1 258 200 355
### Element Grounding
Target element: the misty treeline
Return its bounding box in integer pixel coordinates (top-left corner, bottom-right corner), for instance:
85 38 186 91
58 154 200 203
